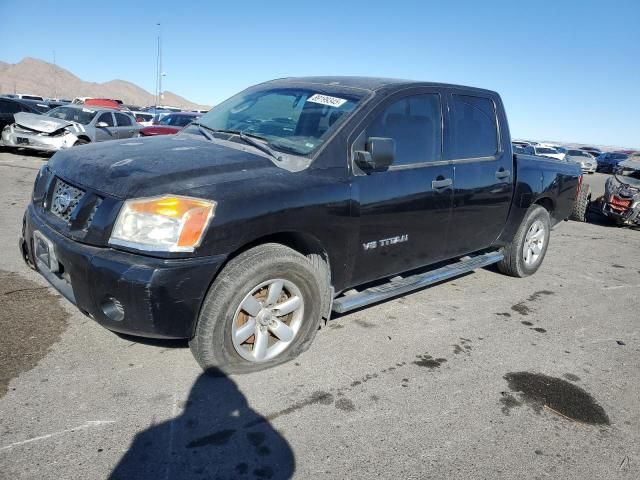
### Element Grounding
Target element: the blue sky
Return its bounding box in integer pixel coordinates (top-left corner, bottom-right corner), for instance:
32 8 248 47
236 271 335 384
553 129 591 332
0 0 638 147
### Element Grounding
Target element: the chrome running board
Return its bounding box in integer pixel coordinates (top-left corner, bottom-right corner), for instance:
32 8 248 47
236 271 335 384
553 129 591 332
332 251 503 314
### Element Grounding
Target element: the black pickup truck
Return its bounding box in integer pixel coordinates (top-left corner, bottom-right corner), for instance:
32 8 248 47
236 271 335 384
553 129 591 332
20 77 581 373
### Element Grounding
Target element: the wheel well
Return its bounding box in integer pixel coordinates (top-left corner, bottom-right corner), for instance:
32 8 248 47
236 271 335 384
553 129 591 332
76 135 90 143
534 196 554 213
229 232 330 273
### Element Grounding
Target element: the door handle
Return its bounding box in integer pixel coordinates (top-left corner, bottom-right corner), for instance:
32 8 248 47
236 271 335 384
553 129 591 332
495 169 511 179
432 178 453 189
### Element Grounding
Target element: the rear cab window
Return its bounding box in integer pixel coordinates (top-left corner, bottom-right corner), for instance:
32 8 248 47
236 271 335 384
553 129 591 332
446 94 499 159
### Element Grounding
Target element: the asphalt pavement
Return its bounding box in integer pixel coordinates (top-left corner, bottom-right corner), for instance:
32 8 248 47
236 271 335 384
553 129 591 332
0 151 638 479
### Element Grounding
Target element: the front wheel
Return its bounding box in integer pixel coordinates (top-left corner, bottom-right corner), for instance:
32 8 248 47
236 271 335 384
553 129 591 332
190 243 326 374
497 205 551 278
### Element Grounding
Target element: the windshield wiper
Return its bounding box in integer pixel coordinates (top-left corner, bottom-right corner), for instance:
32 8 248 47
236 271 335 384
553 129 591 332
191 122 214 141
205 128 283 162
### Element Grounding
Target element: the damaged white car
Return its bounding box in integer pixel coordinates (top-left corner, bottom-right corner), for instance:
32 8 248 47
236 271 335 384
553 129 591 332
1 105 139 152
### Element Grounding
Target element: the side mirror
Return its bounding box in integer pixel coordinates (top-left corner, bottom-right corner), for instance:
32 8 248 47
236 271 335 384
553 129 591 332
354 137 395 171
96 121 108 128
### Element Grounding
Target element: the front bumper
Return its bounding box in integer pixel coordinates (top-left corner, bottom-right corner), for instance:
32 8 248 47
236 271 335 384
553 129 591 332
601 200 640 224
581 164 597 173
20 204 226 338
2 125 76 152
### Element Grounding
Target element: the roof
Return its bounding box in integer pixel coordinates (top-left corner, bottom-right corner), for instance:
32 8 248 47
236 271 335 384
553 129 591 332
165 111 201 116
54 104 125 113
261 76 497 95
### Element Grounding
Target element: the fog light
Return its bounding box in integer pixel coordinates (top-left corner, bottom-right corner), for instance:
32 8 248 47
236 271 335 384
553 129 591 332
101 296 125 322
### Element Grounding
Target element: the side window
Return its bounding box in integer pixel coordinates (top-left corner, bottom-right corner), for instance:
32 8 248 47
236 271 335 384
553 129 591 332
114 113 133 126
365 94 442 166
449 95 498 159
0 100 21 114
97 112 114 126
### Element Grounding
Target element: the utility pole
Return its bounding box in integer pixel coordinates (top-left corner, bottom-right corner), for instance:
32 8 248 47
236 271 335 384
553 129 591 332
155 22 163 107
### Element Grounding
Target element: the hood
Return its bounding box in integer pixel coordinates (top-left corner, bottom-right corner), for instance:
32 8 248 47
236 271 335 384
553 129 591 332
14 112 74 133
140 126 180 136
47 133 285 199
619 158 640 171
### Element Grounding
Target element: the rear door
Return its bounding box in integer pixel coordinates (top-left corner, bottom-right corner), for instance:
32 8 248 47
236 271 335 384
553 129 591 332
114 112 138 139
443 91 513 257
350 90 454 285
94 112 118 141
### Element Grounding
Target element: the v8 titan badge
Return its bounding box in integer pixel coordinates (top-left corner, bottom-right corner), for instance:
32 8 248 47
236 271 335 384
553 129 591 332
363 234 409 251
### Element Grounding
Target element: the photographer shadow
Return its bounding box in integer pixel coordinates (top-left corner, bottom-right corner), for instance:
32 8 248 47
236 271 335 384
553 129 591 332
110 369 295 479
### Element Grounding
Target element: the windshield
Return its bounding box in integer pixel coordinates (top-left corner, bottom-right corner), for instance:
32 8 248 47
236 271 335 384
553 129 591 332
158 114 199 127
197 87 363 156
46 106 97 125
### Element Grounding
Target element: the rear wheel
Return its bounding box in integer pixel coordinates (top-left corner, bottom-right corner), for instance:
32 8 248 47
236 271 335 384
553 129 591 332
190 243 326 374
497 205 551 278
73 138 89 146
570 183 591 222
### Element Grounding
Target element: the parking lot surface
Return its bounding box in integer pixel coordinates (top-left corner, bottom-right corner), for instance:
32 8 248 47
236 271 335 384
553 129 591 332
0 151 638 479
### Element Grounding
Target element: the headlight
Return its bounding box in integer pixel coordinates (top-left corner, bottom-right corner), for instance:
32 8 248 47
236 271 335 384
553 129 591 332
109 195 216 252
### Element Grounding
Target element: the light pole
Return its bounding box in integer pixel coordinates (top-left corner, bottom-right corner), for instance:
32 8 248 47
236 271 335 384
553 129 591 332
155 22 162 107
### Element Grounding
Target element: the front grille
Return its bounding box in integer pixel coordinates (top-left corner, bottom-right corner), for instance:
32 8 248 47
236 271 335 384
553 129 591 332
50 178 85 222
86 198 103 226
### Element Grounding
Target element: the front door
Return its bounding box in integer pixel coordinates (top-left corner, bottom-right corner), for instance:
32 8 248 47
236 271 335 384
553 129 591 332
350 91 454 285
443 92 513 257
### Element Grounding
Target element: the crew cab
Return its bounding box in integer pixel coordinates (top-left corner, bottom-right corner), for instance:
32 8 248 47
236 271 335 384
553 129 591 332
19 77 581 373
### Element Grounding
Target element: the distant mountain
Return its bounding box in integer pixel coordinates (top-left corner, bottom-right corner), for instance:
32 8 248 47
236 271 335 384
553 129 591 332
0 57 210 110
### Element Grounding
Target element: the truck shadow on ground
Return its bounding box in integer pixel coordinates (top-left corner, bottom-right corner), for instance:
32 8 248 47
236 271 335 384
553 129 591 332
109 370 295 480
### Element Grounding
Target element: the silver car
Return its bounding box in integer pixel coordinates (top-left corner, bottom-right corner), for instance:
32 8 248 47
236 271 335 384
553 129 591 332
1 105 139 152
565 149 597 174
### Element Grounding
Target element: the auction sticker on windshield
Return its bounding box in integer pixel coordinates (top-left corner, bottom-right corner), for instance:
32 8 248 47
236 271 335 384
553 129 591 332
307 94 347 107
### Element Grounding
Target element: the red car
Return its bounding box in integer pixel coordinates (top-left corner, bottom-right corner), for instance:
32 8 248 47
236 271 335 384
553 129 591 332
139 112 202 136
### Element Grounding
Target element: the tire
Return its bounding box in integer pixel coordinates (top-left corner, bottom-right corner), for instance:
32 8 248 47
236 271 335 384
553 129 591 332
307 253 332 326
497 205 551 278
569 183 590 222
190 243 326 374
73 138 89 146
